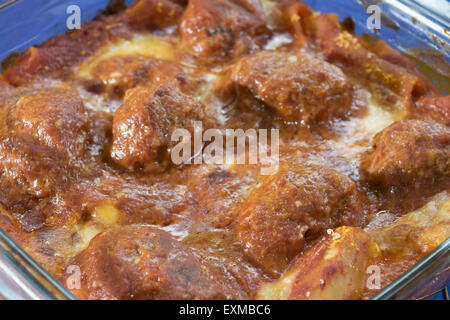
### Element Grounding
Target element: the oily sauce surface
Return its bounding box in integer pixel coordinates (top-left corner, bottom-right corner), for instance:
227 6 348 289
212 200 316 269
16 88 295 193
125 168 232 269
0 0 448 299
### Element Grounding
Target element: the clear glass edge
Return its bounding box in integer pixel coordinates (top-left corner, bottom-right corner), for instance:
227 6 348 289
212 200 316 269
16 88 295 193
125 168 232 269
0 0 448 300
0 0 20 10
371 238 450 300
0 228 77 300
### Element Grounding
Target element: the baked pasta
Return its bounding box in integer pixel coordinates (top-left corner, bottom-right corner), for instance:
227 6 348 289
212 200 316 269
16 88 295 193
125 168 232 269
0 0 448 300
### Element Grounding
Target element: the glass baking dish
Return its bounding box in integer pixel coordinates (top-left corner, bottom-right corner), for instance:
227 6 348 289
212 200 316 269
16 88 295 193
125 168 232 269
0 0 448 300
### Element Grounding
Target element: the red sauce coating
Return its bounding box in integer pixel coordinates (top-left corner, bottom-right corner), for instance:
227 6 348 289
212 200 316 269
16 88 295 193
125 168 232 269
0 0 448 299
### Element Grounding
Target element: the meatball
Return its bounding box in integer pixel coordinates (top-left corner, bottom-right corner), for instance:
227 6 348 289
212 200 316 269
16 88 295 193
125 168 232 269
361 120 450 187
110 83 207 172
8 87 89 156
0 133 82 231
238 165 364 275
414 96 450 127
179 0 268 62
186 165 257 228
86 55 194 98
0 134 71 199
0 86 88 230
224 50 353 123
73 175 187 226
71 226 246 299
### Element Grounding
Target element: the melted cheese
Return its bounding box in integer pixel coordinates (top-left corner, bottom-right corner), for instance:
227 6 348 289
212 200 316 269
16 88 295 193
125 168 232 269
57 202 122 258
361 97 406 134
264 33 294 50
52 222 103 260
362 101 396 133
261 0 284 29
71 223 103 255
93 201 120 226
77 33 177 78
256 267 297 300
331 91 408 169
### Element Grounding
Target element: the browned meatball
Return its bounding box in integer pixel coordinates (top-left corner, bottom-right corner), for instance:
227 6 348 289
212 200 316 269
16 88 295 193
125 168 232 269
186 165 257 228
71 226 246 300
238 165 364 275
0 133 82 232
110 83 207 172
0 86 88 230
121 0 187 29
414 96 450 127
0 133 83 232
361 120 450 187
86 55 195 98
179 0 268 62
224 50 353 123
8 87 89 156
0 134 71 199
